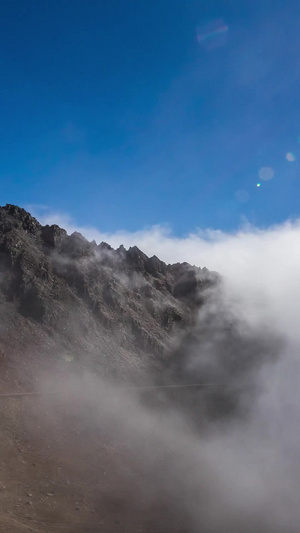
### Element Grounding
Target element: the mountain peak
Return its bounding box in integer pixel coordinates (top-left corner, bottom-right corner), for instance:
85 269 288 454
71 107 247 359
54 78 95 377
0 205 213 354
1 203 41 234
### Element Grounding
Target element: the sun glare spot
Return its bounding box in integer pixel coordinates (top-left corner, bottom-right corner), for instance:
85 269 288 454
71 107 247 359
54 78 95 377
235 189 249 203
259 166 274 181
197 19 228 49
286 152 296 162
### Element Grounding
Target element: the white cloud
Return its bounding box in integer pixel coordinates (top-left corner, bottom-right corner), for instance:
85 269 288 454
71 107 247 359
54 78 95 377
34 208 300 341
30 207 300 531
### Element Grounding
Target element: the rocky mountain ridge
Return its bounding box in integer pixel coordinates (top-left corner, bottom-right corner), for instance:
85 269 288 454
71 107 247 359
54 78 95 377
0 204 282 533
0 204 220 532
0 204 216 388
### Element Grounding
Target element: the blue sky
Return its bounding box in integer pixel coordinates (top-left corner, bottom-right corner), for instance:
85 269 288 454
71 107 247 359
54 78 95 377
1 0 300 235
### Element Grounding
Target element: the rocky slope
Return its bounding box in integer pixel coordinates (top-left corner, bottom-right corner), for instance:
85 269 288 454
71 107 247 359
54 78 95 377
0 204 215 387
0 205 281 532
0 204 219 533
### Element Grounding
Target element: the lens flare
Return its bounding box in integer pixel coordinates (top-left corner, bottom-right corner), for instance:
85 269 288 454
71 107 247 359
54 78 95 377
259 167 274 181
257 183 261 187
235 189 249 203
286 152 296 162
197 19 228 49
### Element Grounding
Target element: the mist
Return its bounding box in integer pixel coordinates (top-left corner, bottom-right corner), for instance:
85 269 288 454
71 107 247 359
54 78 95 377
2 207 295 530
25 217 300 531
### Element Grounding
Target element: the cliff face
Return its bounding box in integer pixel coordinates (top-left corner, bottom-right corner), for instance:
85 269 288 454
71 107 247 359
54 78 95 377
0 204 215 387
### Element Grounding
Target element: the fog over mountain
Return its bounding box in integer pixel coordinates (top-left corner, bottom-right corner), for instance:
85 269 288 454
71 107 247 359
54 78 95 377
0 204 299 532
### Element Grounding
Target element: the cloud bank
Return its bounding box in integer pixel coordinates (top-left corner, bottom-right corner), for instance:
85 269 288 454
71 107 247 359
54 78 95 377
35 210 300 340
32 208 300 531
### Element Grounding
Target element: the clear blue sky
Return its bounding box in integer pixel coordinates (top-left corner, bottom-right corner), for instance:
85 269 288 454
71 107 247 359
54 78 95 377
1 0 300 234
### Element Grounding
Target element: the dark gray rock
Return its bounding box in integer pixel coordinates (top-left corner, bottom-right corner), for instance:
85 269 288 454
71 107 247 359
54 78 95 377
41 225 67 249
